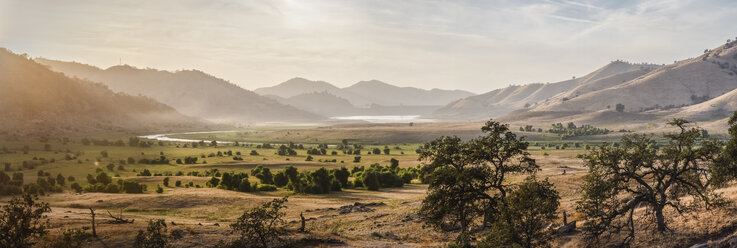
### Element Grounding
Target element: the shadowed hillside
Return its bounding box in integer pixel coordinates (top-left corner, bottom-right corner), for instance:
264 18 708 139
0 49 205 136
34 59 323 123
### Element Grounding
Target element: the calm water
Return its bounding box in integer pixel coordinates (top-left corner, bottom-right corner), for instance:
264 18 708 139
139 131 236 143
329 115 436 123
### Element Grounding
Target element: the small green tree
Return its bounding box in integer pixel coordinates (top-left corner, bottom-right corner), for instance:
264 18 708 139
273 171 288 188
479 176 560 248
0 194 51 248
615 103 625 112
56 173 66 186
238 178 252 192
331 167 350 188
713 111 737 186
229 197 288 248
134 219 169 248
251 165 274 185
362 170 381 191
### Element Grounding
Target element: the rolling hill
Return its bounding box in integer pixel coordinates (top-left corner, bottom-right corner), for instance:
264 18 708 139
0 48 205 136
529 43 737 113
255 78 475 107
34 59 323 123
427 61 660 120
668 87 737 122
495 40 737 130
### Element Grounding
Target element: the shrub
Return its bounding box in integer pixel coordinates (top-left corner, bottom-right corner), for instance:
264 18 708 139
134 219 169 248
256 184 277 191
331 167 350 188
155 185 164 194
137 169 152 176
48 228 90 248
273 171 288 188
70 183 82 193
251 165 274 185
238 178 252 192
0 194 51 248
362 170 380 191
479 177 560 248
122 181 145 194
227 198 287 248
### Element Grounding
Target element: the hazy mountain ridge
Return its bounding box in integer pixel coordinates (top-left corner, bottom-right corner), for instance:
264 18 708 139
269 91 441 117
34 59 323 123
269 91 357 116
427 60 659 120
0 49 204 136
255 77 475 107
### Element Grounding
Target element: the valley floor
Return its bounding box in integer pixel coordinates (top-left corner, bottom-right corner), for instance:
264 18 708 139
2 122 737 247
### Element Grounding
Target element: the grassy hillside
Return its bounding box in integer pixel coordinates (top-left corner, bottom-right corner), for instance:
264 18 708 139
428 61 657 120
531 42 737 113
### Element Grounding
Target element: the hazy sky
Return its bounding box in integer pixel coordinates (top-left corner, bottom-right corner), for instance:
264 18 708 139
2 0 736 93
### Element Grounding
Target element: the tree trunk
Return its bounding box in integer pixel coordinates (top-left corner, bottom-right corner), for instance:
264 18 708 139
655 206 667 232
89 208 97 237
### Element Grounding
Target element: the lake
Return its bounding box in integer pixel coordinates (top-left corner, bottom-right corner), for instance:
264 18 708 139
329 115 436 123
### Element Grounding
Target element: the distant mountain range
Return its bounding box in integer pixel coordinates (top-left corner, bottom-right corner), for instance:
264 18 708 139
14 38 737 130
255 77 475 107
265 91 441 117
0 49 205 136
428 39 737 130
34 59 323 123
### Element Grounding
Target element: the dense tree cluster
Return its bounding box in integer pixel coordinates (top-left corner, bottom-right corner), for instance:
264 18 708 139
351 163 417 191
277 145 297 156
0 171 24 195
306 147 326 155
137 156 170 165
84 172 145 193
548 122 611 139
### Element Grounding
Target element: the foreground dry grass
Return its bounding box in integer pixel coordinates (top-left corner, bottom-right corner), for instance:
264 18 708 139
5 149 737 247
28 185 448 247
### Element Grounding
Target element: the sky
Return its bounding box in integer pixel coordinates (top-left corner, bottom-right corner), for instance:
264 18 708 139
1 0 736 93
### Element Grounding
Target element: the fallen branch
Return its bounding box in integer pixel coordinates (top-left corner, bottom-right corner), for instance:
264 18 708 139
106 210 134 224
